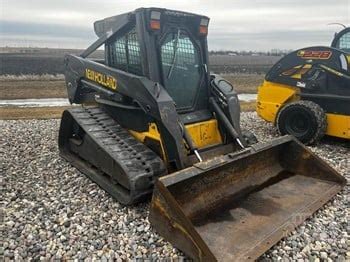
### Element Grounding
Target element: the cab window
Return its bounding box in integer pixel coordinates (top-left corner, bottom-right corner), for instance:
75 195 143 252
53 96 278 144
338 31 350 52
160 29 201 109
109 28 143 75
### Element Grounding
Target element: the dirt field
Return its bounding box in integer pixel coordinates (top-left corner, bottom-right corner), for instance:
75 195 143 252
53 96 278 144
0 80 66 99
0 73 259 119
240 101 256 112
1 47 264 119
223 74 264 93
0 101 255 120
209 55 280 74
0 106 71 120
0 73 261 101
0 47 278 75
0 48 104 75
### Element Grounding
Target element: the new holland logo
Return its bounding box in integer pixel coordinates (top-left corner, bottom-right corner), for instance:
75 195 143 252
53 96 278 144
85 69 117 90
297 50 332 60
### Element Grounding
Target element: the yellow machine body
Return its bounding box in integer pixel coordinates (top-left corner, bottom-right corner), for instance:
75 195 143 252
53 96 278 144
129 119 223 161
257 81 298 122
257 80 350 139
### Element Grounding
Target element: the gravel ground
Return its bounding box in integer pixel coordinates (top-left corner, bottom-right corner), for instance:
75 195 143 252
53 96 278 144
1 112 349 261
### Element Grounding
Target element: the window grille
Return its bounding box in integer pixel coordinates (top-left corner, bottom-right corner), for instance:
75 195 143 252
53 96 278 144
338 32 350 51
160 30 201 109
110 28 143 75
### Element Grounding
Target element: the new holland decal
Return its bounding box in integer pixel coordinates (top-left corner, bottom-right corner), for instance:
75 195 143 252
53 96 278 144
297 50 332 60
85 69 117 90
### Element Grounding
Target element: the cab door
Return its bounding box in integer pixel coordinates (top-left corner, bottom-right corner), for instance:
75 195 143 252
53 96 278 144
159 28 207 112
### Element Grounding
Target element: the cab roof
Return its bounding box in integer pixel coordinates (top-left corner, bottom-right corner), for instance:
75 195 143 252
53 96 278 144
93 7 209 38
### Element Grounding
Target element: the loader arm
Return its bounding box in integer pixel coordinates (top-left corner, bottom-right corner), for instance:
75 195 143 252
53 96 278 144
64 54 189 169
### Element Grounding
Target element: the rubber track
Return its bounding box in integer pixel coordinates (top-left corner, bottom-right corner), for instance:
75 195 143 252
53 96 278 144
59 106 167 204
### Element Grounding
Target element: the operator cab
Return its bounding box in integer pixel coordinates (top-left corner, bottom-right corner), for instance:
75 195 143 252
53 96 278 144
331 27 350 53
155 10 210 112
96 8 211 116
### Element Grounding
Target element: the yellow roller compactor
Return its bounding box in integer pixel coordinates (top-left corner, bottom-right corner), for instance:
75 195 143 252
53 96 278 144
258 27 350 144
58 8 346 261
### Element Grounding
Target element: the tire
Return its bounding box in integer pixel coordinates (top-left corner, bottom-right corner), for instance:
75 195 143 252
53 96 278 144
276 100 327 145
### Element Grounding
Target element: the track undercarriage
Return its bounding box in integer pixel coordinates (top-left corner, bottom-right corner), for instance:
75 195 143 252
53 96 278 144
59 106 166 204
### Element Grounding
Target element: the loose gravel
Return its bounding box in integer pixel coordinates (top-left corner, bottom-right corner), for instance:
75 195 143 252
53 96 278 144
1 112 349 261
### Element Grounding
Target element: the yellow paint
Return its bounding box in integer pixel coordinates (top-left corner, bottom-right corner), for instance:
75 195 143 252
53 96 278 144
129 119 222 160
326 113 350 139
257 81 350 140
185 119 222 149
129 123 166 160
257 80 298 122
297 50 332 59
85 68 117 90
290 64 312 79
281 64 313 79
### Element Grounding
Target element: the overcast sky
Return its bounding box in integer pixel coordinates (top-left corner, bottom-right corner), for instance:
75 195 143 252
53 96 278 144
1 0 349 51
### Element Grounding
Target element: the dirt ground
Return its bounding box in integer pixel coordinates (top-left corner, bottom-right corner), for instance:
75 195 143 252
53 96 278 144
0 73 261 100
0 102 255 120
0 80 66 99
222 74 264 93
0 106 71 120
0 74 259 119
240 101 256 112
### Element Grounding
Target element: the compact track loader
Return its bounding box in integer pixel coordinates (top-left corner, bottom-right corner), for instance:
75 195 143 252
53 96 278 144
58 8 346 261
257 27 350 144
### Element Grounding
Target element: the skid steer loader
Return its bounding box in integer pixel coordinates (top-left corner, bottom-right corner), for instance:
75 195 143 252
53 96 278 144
257 27 350 144
58 8 346 261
